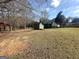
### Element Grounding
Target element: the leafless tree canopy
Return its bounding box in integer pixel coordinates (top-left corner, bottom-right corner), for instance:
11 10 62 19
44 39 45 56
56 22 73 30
0 0 35 31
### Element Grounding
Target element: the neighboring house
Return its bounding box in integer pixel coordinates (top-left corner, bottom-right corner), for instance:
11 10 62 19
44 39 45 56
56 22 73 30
41 19 61 28
41 20 52 28
71 18 79 27
51 19 61 28
33 22 44 30
66 17 79 27
33 19 62 30
0 21 11 31
52 22 60 28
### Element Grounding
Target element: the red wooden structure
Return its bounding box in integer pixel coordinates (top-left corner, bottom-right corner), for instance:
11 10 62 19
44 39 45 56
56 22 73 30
0 22 11 31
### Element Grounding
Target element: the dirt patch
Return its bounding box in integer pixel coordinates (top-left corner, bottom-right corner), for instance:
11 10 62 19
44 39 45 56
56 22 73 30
0 29 32 57
0 38 31 56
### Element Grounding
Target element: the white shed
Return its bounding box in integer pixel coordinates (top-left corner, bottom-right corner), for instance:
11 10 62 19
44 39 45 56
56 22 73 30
39 23 44 30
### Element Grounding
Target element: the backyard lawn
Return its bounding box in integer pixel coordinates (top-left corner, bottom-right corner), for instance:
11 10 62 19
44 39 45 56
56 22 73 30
0 28 79 59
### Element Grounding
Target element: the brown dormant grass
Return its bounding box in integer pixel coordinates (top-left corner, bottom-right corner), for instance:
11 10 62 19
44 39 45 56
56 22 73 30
0 28 79 59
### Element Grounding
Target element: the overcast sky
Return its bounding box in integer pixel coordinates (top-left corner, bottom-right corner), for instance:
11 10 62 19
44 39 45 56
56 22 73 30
29 0 79 20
